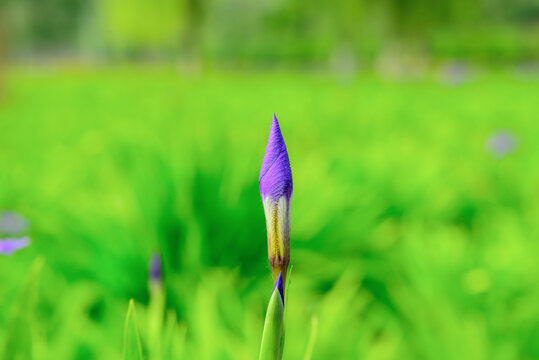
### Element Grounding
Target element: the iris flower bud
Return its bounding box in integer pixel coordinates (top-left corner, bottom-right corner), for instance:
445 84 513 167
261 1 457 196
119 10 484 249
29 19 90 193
259 114 292 285
148 253 162 285
147 252 164 359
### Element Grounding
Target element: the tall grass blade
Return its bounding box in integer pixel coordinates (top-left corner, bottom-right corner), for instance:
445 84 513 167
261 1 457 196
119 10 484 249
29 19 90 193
302 315 318 360
123 299 144 360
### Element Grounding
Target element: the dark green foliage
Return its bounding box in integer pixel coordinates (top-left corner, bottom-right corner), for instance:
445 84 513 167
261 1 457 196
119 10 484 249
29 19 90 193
0 0 537 61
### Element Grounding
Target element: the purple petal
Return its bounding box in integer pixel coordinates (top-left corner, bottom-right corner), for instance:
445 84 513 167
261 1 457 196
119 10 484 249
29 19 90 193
149 253 162 283
259 114 293 201
272 272 284 306
0 236 30 256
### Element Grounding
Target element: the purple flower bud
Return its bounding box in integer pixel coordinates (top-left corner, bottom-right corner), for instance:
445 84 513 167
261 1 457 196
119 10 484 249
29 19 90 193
148 253 162 284
259 114 293 201
0 236 30 256
260 114 292 285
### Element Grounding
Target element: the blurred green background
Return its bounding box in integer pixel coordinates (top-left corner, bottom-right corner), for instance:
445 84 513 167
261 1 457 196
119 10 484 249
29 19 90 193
0 0 538 359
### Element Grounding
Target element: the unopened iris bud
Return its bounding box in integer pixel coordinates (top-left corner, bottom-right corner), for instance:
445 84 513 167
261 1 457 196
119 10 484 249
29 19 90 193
259 114 292 285
148 253 162 287
147 252 165 358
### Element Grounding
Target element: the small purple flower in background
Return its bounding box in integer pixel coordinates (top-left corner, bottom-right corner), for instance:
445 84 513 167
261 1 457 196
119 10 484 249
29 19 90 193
486 130 519 159
148 253 162 285
0 236 30 256
260 113 293 285
0 211 30 235
439 61 472 86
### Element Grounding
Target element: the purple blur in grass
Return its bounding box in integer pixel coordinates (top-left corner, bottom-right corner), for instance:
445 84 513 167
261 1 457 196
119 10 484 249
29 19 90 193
486 130 519 159
149 253 162 283
0 236 30 256
273 272 285 306
0 211 30 235
259 114 293 201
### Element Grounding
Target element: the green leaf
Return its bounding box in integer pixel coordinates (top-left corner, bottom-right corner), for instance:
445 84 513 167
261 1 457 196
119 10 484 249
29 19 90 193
258 286 285 360
123 299 144 360
162 309 187 359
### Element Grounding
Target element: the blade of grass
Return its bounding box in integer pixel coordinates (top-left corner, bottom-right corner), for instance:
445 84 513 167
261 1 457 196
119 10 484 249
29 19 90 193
123 299 144 360
302 315 319 360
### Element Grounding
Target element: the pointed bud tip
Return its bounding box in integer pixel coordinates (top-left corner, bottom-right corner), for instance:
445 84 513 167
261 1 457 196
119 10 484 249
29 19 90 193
259 114 293 200
269 113 281 143
272 113 280 128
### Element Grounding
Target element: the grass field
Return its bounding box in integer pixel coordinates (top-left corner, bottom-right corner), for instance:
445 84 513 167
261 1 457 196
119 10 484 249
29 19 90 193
0 67 538 359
